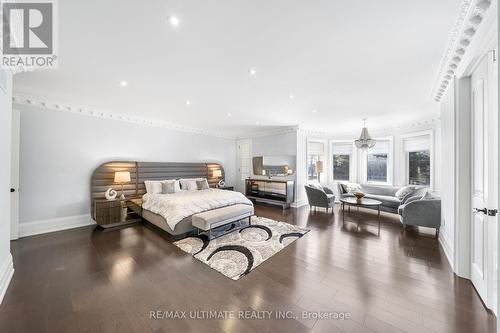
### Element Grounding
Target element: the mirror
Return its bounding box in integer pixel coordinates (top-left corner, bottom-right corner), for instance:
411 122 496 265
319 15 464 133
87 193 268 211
253 155 296 177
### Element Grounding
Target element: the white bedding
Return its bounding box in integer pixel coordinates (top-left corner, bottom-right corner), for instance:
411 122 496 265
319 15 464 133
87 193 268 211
142 188 253 230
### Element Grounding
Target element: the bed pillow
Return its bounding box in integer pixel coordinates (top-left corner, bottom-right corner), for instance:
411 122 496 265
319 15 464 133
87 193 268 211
196 179 210 190
144 180 164 194
395 185 416 200
180 178 199 191
161 179 181 194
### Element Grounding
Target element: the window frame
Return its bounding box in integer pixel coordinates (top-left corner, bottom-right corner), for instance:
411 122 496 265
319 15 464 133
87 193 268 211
360 136 394 185
306 139 327 183
401 130 434 189
406 150 431 186
329 140 355 183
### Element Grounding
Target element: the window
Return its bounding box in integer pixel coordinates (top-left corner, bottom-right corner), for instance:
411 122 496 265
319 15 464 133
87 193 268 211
331 142 352 181
408 150 431 185
365 140 390 183
307 155 320 180
403 134 431 186
367 153 388 182
307 141 325 181
333 155 350 181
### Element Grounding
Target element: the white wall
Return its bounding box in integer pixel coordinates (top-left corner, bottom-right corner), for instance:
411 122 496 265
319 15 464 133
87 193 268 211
295 130 308 206
440 78 457 269
0 67 14 304
250 131 297 179
17 106 236 224
239 130 301 203
252 131 297 157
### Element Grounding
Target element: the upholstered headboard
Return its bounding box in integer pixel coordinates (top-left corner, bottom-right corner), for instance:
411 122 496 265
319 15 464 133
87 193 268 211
91 161 225 213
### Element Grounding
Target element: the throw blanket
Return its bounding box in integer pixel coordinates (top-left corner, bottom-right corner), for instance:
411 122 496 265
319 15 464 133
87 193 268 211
142 189 253 230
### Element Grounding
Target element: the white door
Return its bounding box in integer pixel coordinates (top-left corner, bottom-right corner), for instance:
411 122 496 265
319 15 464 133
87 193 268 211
236 139 251 193
10 109 20 240
470 52 497 311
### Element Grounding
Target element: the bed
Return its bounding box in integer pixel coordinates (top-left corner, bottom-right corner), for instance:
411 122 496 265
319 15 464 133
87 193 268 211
141 188 253 235
91 161 253 236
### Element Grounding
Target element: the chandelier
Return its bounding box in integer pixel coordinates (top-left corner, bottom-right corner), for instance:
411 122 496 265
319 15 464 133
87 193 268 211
354 118 376 150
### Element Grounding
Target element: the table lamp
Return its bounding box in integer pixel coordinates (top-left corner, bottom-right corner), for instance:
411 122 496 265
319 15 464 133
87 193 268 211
316 160 324 183
114 171 131 199
212 169 223 188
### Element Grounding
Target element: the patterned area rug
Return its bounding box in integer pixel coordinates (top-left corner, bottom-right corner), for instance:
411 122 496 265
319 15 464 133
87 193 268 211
173 216 310 280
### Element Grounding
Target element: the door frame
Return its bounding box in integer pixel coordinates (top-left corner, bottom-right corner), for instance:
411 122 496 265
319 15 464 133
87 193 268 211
10 108 20 240
236 139 252 193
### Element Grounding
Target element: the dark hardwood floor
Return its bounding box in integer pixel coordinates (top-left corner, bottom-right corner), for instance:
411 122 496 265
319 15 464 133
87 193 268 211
0 204 496 333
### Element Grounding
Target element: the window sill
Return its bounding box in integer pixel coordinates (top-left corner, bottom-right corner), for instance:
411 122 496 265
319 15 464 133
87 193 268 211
365 181 392 186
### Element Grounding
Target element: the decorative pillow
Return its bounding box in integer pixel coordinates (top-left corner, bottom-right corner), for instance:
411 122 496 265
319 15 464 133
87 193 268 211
144 180 163 194
161 180 181 194
161 181 175 194
308 183 324 192
395 185 416 200
421 191 436 200
340 183 349 193
180 178 199 191
196 179 210 190
345 182 362 194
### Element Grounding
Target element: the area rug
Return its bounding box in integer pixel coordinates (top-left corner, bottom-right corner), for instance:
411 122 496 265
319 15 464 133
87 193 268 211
173 216 310 280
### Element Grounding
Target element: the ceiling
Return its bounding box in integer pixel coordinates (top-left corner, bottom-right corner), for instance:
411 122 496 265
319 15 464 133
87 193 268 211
13 0 460 137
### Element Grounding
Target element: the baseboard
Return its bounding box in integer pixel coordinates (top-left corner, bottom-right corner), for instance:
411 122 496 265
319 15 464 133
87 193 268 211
438 231 454 270
0 253 14 305
19 214 96 238
291 199 308 208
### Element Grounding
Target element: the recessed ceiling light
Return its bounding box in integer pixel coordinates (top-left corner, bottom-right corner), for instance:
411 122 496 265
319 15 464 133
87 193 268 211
289 94 295 99
249 68 256 75
312 110 317 113
185 100 191 106
120 81 128 87
227 113 232 117
168 16 180 27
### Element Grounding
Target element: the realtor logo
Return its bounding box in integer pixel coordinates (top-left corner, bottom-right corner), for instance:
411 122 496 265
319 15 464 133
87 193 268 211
1 0 58 69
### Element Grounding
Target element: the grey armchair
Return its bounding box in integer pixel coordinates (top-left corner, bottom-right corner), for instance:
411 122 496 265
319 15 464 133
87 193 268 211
304 184 335 214
398 195 441 237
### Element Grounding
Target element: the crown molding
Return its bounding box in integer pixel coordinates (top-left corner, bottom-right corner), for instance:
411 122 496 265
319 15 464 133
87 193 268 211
12 94 235 139
431 0 493 102
297 117 441 137
235 125 299 139
12 94 442 141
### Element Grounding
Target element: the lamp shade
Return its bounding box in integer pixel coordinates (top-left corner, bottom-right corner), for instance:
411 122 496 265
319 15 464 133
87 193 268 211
212 169 222 178
316 160 324 173
114 171 131 183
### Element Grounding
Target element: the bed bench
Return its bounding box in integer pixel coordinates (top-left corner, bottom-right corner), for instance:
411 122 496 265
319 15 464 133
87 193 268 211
192 204 254 239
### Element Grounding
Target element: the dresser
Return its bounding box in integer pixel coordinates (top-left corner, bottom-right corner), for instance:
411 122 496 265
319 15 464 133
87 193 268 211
245 179 295 209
